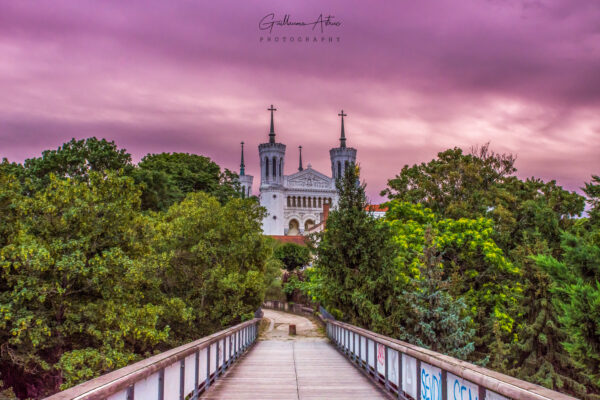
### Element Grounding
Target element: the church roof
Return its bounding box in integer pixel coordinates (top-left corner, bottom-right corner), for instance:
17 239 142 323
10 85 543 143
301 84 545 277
286 165 331 181
269 235 309 245
365 204 389 212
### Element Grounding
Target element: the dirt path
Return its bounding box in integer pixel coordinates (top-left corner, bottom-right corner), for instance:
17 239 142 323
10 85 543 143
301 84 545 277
259 309 325 341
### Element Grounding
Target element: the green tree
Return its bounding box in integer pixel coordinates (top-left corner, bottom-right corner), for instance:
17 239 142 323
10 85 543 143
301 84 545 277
273 243 311 272
505 239 589 398
0 172 167 398
308 164 400 331
584 175 600 227
381 144 516 220
263 238 285 301
152 192 268 342
384 201 519 363
399 229 475 359
381 144 584 255
534 229 600 398
22 137 132 189
133 152 240 211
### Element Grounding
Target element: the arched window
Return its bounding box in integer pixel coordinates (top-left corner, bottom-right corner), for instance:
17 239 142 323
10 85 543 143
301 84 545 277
318 197 322 208
303 197 306 207
287 196 290 207
304 219 315 231
279 158 283 177
337 161 341 179
288 219 300 236
265 157 269 178
272 156 277 177
247 187 250 197
345 160 349 173
313 197 316 207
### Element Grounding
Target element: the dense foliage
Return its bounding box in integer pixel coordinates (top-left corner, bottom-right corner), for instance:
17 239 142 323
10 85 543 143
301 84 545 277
2 137 599 399
134 152 240 211
273 242 311 272
0 139 271 399
305 145 598 399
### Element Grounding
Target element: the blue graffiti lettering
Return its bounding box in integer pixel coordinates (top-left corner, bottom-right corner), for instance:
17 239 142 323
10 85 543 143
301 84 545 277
421 367 441 400
452 379 479 400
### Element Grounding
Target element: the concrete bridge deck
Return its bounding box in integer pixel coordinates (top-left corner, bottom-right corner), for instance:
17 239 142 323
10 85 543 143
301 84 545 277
200 309 389 400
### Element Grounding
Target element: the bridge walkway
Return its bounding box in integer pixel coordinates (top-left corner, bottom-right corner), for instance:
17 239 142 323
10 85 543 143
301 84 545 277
200 309 390 400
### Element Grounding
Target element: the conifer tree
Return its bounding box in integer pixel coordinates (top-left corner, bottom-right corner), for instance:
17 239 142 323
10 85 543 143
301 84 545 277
399 229 475 359
309 164 399 331
506 240 589 398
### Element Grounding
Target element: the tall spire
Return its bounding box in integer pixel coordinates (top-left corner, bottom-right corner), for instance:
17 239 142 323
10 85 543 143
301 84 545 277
240 141 245 176
298 146 303 171
338 109 347 148
268 104 277 143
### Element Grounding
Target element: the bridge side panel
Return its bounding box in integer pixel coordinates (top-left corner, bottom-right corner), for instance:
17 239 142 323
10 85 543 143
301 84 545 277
403 354 418 399
420 362 442 400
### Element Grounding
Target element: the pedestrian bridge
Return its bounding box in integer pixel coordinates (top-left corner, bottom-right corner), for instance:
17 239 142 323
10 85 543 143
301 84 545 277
46 301 576 400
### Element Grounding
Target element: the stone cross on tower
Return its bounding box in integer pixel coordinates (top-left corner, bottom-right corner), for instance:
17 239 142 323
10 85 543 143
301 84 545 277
268 104 277 143
298 146 303 171
338 109 347 148
240 141 245 176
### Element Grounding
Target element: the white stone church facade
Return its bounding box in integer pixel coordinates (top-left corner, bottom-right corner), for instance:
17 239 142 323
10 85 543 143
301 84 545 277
237 105 357 236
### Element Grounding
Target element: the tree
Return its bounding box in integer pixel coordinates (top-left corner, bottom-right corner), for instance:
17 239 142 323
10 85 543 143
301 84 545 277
307 164 400 331
133 152 240 210
273 243 311 272
152 192 268 342
22 137 132 189
534 229 600 398
584 175 600 227
381 144 516 219
381 144 584 256
399 229 475 359
505 239 590 398
0 172 167 398
384 201 519 363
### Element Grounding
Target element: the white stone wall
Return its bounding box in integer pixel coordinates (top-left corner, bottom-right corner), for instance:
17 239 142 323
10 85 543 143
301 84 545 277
329 147 357 179
260 187 285 235
239 175 253 198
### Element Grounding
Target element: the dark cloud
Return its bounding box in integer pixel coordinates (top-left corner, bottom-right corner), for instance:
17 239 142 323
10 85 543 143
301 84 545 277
0 0 599 201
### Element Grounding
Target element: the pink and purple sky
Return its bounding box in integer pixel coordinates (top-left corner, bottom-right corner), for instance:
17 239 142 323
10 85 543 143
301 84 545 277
1 0 599 202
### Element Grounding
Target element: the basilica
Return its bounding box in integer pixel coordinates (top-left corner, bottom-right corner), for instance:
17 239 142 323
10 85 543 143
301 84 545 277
238 105 357 236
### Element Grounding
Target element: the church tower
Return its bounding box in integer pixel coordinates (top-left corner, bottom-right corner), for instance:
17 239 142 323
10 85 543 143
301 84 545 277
238 141 253 198
259 105 286 235
330 110 357 179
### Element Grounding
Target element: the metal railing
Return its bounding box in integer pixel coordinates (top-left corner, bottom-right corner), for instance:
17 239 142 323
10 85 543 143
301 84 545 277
46 318 260 400
263 300 315 315
327 319 577 400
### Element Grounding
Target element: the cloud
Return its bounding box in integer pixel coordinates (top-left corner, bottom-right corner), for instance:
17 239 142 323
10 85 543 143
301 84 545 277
0 0 599 202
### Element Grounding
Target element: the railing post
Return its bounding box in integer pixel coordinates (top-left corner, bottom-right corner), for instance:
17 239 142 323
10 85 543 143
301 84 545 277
384 346 389 390
206 345 211 388
397 352 403 399
366 336 369 374
179 359 185 400
359 334 362 368
416 359 421 400
158 368 165 400
215 340 220 378
228 335 232 366
373 339 377 377
352 331 356 362
221 338 226 374
126 385 134 400
193 351 199 400
441 370 447 400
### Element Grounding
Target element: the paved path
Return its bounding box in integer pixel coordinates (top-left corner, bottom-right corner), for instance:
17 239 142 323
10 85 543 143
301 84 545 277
201 309 389 399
